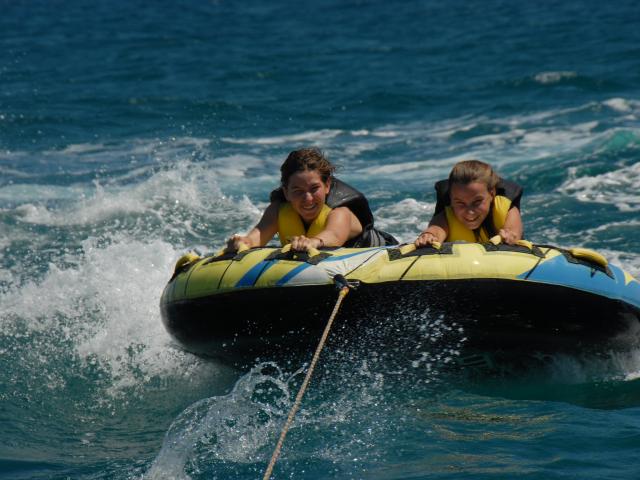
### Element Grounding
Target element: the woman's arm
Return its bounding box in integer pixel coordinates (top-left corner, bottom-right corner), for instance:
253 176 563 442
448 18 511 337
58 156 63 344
289 207 361 251
415 211 448 247
498 207 523 244
226 202 279 251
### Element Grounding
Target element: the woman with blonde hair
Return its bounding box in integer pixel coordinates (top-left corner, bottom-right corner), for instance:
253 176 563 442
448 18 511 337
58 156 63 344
415 160 523 246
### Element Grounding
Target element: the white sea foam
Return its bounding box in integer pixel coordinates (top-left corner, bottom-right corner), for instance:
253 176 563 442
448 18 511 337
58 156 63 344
221 129 343 145
145 363 296 479
604 98 632 113
342 141 379 157
12 161 223 226
558 162 640 211
207 154 268 178
0 165 33 178
0 234 9 252
57 142 109 155
1 136 218 198
334 104 639 213
358 153 470 182
414 102 636 171
350 129 370 136
546 349 640 386
339 106 606 180
145 305 463 478
602 98 640 114
7 101 635 194
457 120 600 164
371 129 400 138
585 246 640 278
361 159 441 176
534 71 578 84
462 128 527 148
46 136 212 166
374 198 435 243
0 184 88 203
0 236 225 397
521 121 598 146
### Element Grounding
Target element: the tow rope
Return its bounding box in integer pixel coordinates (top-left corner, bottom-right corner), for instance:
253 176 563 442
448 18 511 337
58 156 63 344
262 274 353 480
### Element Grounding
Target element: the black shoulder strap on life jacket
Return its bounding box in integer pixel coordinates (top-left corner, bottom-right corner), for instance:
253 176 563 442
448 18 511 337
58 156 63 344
326 177 374 230
269 187 286 203
495 179 523 209
328 178 398 247
434 179 449 215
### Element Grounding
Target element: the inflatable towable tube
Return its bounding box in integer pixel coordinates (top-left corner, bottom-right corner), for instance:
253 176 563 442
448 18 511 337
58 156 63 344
160 242 640 366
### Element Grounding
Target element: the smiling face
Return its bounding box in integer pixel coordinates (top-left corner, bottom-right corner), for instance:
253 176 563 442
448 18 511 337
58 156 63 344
283 170 330 223
449 181 495 230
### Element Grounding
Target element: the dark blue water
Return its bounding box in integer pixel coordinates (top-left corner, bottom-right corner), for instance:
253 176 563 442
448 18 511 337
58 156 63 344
2 0 640 478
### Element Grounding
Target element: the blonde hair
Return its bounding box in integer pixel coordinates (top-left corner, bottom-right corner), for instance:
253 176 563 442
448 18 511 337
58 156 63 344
449 160 499 191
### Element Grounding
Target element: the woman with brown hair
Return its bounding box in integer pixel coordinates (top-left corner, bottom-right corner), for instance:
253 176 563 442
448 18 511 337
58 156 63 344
227 148 397 252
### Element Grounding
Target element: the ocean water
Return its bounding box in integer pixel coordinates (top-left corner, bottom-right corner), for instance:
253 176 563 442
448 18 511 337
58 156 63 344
2 0 640 478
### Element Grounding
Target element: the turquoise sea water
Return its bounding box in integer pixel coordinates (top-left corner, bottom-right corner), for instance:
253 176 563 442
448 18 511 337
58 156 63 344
2 1 640 478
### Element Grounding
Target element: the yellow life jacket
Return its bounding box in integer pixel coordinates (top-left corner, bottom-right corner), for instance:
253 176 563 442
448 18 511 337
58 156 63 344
277 202 332 246
445 195 512 242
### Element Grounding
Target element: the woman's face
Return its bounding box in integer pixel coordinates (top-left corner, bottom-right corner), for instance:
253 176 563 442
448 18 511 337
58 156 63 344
283 170 330 223
450 181 495 230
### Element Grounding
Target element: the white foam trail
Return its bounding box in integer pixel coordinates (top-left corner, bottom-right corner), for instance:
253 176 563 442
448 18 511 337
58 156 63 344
534 71 578 84
371 130 400 138
221 129 343 145
1 137 215 187
350 129 370 136
598 248 640 278
337 100 636 182
603 98 640 114
0 165 33 178
43 136 212 169
361 159 445 176
520 121 598 147
1 236 224 396
462 128 527 148
374 198 435 243
57 142 110 155
342 141 379 157
206 154 268 178
0 184 89 204
558 161 640 211
11 161 223 226
457 121 601 165
412 101 635 172
547 350 640 384
145 305 464 478
145 363 297 479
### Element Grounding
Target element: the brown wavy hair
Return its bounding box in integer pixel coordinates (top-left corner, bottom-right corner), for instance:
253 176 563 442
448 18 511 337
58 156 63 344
280 148 335 187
